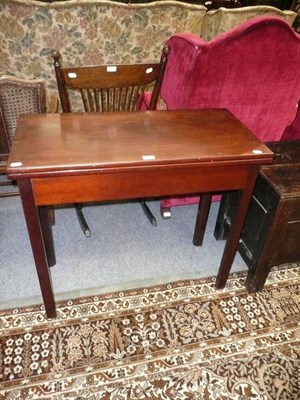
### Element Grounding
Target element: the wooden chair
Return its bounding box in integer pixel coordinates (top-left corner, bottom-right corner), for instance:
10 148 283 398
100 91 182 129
51 46 169 237
0 76 46 197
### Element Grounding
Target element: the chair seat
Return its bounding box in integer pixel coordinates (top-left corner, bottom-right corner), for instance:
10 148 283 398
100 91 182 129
160 194 221 218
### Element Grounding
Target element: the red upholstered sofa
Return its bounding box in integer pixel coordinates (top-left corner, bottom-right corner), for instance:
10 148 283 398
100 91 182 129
159 16 300 219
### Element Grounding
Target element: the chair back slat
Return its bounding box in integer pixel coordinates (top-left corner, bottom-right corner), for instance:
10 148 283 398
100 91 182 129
51 46 169 114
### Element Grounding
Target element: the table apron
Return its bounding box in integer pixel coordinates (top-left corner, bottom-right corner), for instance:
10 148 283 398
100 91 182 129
32 164 253 206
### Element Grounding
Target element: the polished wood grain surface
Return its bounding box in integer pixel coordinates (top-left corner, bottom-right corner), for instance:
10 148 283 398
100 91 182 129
7 110 272 178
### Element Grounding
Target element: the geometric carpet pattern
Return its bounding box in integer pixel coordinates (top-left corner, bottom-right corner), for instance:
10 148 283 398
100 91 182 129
0 264 299 399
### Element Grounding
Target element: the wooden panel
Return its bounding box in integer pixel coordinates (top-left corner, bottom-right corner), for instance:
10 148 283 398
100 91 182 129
238 175 279 268
275 218 300 265
261 164 300 198
287 200 300 220
239 168 300 271
267 140 300 164
32 164 250 206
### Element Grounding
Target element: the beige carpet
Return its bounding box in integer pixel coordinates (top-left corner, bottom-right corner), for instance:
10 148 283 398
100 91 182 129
0 264 299 399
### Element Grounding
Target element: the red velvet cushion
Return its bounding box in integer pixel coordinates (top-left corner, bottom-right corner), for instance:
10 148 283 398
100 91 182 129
161 16 300 142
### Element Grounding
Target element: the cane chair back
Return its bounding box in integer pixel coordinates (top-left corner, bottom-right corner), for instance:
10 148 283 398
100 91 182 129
0 76 46 197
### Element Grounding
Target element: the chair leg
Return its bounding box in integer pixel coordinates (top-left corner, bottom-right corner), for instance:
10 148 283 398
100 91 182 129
0 180 19 197
39 206 56 267
0 191 19 197
49 206 55 226
160 204 171 219
75 203 91 237
193 193 213 246
140 200 157 226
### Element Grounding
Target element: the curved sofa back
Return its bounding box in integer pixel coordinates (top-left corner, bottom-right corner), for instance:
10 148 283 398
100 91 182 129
161 16 300 141
202 5 297 40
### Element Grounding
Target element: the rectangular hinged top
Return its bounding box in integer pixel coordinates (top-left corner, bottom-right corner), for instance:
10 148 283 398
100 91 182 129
7 109 273 179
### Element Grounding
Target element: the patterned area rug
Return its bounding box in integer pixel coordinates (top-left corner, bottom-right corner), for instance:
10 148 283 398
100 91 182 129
0 265 299 400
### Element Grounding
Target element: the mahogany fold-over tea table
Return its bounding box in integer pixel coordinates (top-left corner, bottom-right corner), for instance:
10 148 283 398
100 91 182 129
7 110 273 318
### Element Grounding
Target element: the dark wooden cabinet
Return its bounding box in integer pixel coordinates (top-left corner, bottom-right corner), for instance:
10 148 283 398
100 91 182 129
215 141 300 292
